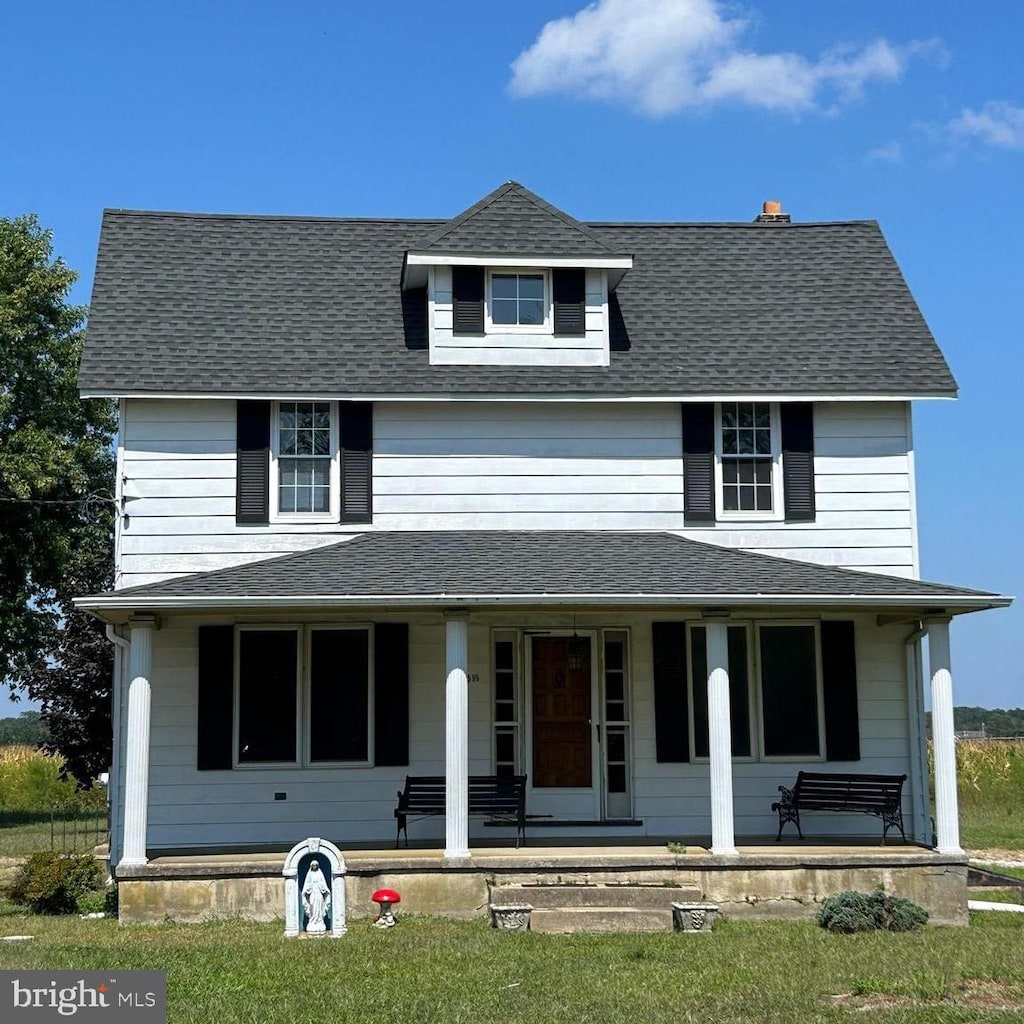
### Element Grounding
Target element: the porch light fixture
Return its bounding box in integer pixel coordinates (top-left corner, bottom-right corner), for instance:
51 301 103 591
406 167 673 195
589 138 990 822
567 615 588 672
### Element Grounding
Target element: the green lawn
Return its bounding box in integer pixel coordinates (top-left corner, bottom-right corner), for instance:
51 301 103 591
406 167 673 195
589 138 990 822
1 914 1022 1023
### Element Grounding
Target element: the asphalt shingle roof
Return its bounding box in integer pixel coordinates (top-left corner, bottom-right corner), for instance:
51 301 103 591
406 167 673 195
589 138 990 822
79 532 1001 609
79 184 957 397
411 181 620 257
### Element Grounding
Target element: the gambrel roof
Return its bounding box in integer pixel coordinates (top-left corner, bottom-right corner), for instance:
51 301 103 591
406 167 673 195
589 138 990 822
77 532 1006 616
80 183 957 398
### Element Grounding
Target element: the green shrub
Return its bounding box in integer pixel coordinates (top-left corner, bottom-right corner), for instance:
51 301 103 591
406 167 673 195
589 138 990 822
5 852 104 914
817 889 929 933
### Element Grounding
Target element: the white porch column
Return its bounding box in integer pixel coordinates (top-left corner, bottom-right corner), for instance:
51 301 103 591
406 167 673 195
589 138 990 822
444 613 470 859
928 618 962 854
706 620 737 856
120 616 155 868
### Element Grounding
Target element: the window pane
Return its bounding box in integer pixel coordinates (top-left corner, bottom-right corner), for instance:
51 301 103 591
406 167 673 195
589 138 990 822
738 404 754 428
755 486 773 511
740 485 754 508
495 700 515 722
607 764 627 793
310 629 369 761
279 408 296 429
721 405 737 428
313 430 330 456
738 428 755 454
495 641 514 672
519 275 544 299
496 729 515 764
738 460 755 483
492 298 518 324
607 729 626 763
238 631 297 762
723 461 738 483
760 626 819 757
519 298 545 325
492 275 517 299
755 429 771 455
723 488 739 511
312 486 330 513
754 405 771 428
313 406 330 429
495 671 513 701
280 430 297 456
722 431 738 455
604 641 623 672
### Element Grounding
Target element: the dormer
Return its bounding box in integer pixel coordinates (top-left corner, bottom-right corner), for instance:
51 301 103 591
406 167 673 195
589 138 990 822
402 182 633 367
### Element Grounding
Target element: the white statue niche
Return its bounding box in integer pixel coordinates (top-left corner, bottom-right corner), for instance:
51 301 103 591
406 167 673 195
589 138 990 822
283 837 347 938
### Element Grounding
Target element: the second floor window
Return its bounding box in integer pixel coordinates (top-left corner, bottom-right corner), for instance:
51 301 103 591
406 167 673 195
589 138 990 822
718 402 779 514
274 401 336 518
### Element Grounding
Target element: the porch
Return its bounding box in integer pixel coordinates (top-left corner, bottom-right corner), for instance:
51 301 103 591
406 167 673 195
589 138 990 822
114 839 970 927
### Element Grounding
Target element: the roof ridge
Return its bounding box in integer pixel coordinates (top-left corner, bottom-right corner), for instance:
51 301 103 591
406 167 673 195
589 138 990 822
102 209 447 226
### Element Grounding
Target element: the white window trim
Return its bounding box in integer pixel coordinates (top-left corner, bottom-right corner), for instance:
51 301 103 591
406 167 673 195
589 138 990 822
600 627 634 819
754 620 827 762
304 624 374 768
269 401 340 524
685 622 757 763
234 625 302 769
714 402 785 522
233 623 374 769
484 268 552 335
491 628 522 775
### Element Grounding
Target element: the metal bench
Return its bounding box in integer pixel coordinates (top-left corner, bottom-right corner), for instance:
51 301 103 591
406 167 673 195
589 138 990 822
772 771 907 843
394 774 527 848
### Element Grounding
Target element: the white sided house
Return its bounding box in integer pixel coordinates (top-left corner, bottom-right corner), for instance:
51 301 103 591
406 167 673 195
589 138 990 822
77 183 1010 926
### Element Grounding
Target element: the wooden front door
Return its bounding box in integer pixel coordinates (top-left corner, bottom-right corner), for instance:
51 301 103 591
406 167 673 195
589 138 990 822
532 637 592 788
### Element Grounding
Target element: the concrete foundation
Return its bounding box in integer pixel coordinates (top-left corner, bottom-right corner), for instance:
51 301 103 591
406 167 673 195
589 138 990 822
115 845 969 927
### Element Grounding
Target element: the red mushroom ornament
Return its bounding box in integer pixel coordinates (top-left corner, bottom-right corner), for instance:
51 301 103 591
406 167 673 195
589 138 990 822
372 888 401 928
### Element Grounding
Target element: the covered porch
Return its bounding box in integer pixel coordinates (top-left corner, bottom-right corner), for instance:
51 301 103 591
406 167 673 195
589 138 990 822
77 531 1009 922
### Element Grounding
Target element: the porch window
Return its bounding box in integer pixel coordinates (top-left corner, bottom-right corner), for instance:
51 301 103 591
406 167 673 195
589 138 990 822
236 628 299 764
493 631 520 777
309 628 371 763
688 624 752 759
603 630 632 818
758 624 823 758
235 625 372 766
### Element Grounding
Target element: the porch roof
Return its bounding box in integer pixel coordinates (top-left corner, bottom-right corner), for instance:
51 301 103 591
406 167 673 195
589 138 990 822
75 531 1011 618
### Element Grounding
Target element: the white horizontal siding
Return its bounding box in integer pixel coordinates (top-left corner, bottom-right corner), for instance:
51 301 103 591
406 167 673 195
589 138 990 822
139 611 917 851
428 266 609 367
677 402 916 576
369 401 684 532
119 399 917 585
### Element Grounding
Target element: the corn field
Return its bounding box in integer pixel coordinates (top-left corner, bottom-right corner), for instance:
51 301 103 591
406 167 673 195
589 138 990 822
945 738 1024 849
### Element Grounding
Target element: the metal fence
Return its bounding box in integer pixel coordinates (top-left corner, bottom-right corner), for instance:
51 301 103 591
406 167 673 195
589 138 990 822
0 804 109 856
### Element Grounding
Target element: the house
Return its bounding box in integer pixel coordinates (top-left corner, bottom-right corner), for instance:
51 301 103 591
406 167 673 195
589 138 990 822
76 182 1010 925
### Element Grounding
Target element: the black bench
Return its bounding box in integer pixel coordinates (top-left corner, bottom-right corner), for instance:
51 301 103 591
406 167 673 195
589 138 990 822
394 775 527 848
772 771 907 843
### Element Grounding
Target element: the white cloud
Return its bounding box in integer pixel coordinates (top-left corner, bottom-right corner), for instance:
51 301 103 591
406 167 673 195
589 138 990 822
866 141 903 164
509 0 936 116
948 102 1024 151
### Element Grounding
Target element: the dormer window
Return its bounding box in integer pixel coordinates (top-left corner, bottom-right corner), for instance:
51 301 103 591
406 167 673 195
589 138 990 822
488 271 550 331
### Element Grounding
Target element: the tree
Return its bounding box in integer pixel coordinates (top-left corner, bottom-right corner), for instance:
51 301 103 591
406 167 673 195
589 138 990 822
1 214 117 782
0 710 51 746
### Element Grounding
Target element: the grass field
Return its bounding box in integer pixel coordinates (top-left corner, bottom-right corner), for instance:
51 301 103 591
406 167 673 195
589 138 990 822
0 914 1023 1024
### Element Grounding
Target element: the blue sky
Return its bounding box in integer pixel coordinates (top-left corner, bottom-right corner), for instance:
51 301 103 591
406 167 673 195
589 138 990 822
1 0 1021 714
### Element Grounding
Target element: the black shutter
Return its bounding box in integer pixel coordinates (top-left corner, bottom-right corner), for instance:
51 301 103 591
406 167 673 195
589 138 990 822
652 622 690 763
341 402 373 524
197 625 235 770
682 404 715 525
236 400 270 525
822 620 860 761
452 266 484 335
782 403 816 522
553 268 586 336
374 623 409 766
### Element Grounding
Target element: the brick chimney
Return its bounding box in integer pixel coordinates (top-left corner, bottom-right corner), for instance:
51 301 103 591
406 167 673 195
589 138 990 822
754 200 791 224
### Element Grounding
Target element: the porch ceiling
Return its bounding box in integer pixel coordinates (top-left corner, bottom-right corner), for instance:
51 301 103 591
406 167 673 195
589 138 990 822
75 531 1010 620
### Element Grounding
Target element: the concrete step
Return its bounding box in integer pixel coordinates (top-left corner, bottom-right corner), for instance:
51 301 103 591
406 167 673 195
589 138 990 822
490 884 700 909
530 907 675 934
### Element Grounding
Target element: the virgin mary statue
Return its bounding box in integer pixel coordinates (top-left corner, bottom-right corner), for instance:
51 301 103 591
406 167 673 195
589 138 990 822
301 860 331 934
